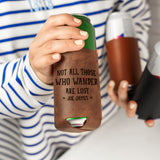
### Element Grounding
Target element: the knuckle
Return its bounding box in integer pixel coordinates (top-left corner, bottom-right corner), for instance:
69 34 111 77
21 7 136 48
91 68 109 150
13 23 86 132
65 40 75 50
44 39 84 54
108 91 113 98
68 26 77 34
56 14 72 24
45 41 52 50
60 13 71 19
47 15 55 24
33 60 40 69
61 13 72 21
64 27 76 38
118 88 127 99
42 57 50 66
45 41 56 52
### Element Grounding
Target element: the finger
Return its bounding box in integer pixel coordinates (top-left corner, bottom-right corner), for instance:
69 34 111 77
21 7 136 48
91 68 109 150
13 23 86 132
117 80 129 109
107 80 118 105
126 101 137 118
53 26 88 40
40 39 85 55
44 14 81 28
33 53 61 69
145 119 155 127
36 26 88 46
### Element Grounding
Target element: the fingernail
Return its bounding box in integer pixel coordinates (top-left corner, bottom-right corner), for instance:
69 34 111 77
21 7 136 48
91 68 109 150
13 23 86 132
146 119 154 127
129 102 137 109
80 30 88 36
52 54 60 60
74 18 81 24
75 40 83 45
148 123 154 127
121 81 128 88
109 80 115 87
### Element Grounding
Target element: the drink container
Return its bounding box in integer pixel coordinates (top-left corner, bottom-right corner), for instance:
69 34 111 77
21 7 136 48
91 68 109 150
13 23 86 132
53 15 102 132
133 41 160 120
106 12 142 99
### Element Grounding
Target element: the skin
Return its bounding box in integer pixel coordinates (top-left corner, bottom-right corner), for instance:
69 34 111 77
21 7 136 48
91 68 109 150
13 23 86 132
29 13 154 127
107 80 155 127
29 13 88 85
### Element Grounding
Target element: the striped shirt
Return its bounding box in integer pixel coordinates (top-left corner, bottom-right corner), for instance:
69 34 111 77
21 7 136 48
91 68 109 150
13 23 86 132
0 0 151 159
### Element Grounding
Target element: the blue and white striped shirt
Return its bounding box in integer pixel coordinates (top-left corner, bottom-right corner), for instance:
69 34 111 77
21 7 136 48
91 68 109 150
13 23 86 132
0 0 151 159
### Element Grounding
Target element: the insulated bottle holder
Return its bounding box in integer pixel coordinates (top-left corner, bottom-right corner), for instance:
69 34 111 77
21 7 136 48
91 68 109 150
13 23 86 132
133 67 160 120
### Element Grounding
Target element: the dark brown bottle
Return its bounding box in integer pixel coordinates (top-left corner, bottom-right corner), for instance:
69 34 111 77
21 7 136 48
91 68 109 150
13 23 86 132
53 15 102 132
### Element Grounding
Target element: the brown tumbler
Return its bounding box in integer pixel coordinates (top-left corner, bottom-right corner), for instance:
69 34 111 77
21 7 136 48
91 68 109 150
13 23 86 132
106 12 141 98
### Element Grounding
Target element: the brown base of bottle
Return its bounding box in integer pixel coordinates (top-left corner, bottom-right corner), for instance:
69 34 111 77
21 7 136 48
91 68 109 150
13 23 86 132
53 48 102 132
54 118 101 133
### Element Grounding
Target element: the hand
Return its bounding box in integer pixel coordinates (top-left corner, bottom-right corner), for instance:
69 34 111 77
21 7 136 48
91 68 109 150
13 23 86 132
107 80 155 127
29 14 88 85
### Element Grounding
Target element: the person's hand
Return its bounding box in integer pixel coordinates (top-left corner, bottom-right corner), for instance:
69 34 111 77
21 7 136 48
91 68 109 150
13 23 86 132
29 14 88 85
107 80 155 127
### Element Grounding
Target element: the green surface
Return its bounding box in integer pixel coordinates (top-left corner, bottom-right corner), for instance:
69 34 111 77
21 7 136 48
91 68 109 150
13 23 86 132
66 117 87 121
73 15 96 51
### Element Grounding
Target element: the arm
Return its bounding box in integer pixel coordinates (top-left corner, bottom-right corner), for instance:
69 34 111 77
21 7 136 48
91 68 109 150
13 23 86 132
107 0 154 127
0 14 88 119
0 55 53 118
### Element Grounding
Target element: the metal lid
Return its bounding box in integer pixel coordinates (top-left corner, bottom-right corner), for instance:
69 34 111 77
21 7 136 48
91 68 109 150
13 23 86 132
108 12 132 21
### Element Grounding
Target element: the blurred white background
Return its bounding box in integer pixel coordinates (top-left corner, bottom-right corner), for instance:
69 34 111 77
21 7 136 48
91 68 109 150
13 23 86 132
148 0 160 53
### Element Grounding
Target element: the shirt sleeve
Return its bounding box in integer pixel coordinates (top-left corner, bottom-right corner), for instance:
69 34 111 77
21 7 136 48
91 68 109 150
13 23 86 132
0 53 53 118
116 0 151 70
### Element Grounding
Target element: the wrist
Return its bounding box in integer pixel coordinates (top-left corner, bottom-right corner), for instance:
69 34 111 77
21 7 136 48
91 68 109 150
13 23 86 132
35 71 53 85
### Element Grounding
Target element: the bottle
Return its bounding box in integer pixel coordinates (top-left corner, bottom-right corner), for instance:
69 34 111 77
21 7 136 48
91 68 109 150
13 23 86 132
133 41 160 120
106 12 142 99
53 15 102 132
